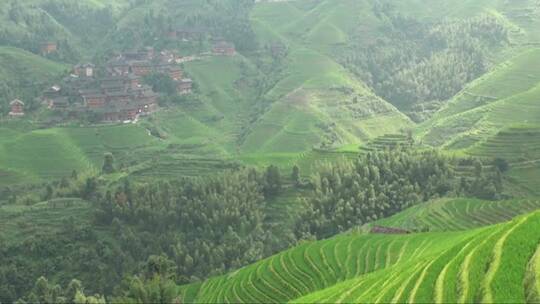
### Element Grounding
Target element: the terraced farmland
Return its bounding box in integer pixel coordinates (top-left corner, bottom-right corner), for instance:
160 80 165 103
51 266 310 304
420 48 540 149
0 198 92 245
181 210 540 303
468 125 540 161
373 198 540 232
359 134 411 152
0 125 160 184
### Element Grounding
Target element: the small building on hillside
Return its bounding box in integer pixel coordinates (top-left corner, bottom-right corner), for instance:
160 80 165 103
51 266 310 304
130 61 153 77
166 66 183 80
167 28 207 41
41 42 58 55
43 85 62 100
107 58 131 76
82 93 107 108
177 78 193 94
73 63 95 78
9 99 25 117
48 96 70 109
213 41 236 56
370 226 411 235
127 74 141 89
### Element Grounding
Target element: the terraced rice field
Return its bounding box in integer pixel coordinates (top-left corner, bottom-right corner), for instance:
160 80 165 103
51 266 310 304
374 198 540 232
180 211 540 303
0 199 92 244
0 124 160 184
468 126 540 161
359 134 411 152
420 49 540 149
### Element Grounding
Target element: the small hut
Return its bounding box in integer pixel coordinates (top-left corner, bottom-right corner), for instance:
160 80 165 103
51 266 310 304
9 99 25 117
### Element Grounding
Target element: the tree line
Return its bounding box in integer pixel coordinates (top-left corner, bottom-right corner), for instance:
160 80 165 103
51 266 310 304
295 148 504 239
3 147 506 302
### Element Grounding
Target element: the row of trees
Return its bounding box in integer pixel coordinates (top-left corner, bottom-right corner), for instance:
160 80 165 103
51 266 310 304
93 166 286 283
295 148 504 239
2 148 507 302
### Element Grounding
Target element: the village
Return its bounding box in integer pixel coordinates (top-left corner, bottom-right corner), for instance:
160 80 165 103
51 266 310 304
7 38 237 123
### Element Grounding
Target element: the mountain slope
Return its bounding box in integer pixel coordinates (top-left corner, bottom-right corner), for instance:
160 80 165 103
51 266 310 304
419 48 540 148
0 46 67 115
0 125 161 184
243 0 413 153
180 206 540 303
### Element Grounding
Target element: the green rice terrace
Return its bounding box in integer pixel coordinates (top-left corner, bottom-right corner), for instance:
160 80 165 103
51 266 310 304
180 201 540 303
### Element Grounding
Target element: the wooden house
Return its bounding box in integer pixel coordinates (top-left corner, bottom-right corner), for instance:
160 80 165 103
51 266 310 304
370 226 411 235
82 93 107 108
73 63 95 78
166 66 183 80
177 78 193 94
213 41 236 56
130 61 153 76
41 42 58 55
48 96 70 109
9 99 25 117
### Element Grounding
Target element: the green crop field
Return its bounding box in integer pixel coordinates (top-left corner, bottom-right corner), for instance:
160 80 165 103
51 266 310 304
180 206 540 303
420 49 540 149
0 198 92 245
373 198 540 232
0 124 160 184
0 47 68 81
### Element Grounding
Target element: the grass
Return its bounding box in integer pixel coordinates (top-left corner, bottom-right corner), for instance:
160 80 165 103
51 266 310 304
525 246 540 303
372 198 540 232
0 124 160 184
0 198 92 245
420 49 540 150
468 125 540 161
248 0 412 155
0 47 68 81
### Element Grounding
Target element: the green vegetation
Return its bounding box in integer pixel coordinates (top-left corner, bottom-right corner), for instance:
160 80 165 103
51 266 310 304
0 46 67 113
295 148 503 239
2 0 540 302
182 211 540 303
374 198 540 232
0 125 160 183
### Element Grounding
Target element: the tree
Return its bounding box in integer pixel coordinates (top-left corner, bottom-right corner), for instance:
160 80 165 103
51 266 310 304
493 158 509 173
82 178 98 200
143 73 177 97
102 153 116 174
44 185 54 201
291 165 300 186
264 165 281 197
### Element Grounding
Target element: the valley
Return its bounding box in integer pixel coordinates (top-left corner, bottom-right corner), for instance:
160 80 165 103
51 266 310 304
1 0 540 302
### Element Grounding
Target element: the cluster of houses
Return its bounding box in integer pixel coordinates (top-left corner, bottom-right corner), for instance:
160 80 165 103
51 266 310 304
8 38 238 121
105 47 194 94
39 47 197 122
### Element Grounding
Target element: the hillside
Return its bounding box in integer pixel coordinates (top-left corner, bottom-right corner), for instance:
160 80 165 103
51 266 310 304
180 202 540 303
248 0 412 152
0 46 67 113
372 198 540 232
0 124 161 184
1 0 540 302
420 49 540 148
